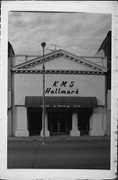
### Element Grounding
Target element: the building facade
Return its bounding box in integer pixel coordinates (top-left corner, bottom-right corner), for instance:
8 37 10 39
8 48 111 137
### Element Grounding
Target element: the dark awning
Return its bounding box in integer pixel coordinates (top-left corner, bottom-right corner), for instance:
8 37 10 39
25 96 97 108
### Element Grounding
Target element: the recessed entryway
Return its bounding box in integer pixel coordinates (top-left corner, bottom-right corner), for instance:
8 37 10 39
27 108 42 136
78 108 93 135
48 110 72 135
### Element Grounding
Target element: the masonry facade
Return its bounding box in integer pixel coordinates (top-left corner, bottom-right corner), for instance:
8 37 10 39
8 47 111 137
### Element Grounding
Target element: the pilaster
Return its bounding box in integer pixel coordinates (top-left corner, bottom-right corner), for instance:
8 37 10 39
70 113 80 136
14 106 29 137
89 107 105 136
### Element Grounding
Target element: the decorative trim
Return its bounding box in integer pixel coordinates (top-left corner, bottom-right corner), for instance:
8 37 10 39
13 49 107 73
12 69 104 75
14 51 62 69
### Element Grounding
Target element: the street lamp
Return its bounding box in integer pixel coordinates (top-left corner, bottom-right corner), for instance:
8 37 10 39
41 42 46 142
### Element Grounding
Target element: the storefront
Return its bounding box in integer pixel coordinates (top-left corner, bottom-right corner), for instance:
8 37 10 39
9 49 108 137
26 97 96 136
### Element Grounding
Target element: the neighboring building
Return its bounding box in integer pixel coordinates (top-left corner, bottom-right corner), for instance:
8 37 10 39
96 31 111 90
96 31 111 136
8 45 110 137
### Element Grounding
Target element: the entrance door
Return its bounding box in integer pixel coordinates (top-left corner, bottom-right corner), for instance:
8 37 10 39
49 111 71 135
51 116 66 134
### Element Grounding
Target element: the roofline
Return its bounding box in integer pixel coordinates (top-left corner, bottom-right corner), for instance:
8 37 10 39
13 49 107 72
8 41 15 56
12 54 39 57
60 49 107 72
97 31 111 53
12 53 107 59
13 49 61 69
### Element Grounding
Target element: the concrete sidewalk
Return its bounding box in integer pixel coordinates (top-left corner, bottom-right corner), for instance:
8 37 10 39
8 135 110 142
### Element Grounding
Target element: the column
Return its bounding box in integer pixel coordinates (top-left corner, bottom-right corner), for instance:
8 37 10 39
70 113 80 136
40 112 50 137
89 107 105 136
14 106 29 137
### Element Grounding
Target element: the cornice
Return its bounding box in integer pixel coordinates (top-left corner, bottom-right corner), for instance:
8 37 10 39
12 49 107 73
12 69 105 75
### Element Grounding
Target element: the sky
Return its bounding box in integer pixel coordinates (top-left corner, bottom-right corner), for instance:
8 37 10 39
8 12 111 56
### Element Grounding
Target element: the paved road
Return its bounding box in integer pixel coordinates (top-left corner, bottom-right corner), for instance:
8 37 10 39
8 140 110 169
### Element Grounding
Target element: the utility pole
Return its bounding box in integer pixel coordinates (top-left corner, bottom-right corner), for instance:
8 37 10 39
41 42 46 142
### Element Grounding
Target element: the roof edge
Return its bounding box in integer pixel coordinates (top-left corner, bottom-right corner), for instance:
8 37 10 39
13 49 107 72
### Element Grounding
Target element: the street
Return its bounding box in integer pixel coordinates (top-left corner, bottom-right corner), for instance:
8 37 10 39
8 139 110 169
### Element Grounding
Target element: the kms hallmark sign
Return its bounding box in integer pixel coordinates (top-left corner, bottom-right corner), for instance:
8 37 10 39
45 80 79 95
44 74 105 105
14 74 105 105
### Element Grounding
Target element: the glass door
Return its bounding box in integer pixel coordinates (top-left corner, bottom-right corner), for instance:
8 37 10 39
50 114 67 135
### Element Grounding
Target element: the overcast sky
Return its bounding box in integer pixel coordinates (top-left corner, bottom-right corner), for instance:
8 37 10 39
8 12 111 56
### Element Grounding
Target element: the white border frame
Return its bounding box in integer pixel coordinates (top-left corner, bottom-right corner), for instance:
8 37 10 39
0 1 117 179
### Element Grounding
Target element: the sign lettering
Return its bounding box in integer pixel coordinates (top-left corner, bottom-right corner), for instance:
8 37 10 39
45 80 79 95
60 81 67 87
53 81 59 87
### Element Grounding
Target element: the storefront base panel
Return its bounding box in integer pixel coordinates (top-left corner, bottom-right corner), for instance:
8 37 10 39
70 130 80 136
14 106 29 137
40 130 50 137
89 107 105 136
14 129 29 137
89 129 105 136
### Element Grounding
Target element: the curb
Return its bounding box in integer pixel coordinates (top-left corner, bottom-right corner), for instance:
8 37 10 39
8 136 110 142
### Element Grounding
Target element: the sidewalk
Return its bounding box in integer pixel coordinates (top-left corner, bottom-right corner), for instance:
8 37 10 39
8 135 110 142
